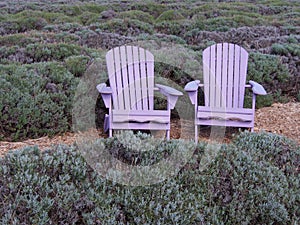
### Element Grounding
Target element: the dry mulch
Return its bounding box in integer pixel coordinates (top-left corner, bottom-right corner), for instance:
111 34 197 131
1 102 299 157
254 102 300 143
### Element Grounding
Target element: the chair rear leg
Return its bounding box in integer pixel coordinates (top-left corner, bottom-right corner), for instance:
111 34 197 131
195 125 198 143
109 129 112 138
166 129 170 140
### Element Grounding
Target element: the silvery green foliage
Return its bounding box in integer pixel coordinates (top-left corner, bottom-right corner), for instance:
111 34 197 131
0 131 299 224
200 132 299 224
78 131 196 185
0 62 79 141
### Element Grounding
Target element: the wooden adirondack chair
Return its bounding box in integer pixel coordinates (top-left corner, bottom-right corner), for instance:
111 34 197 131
184 43 267 142
96 45 183 139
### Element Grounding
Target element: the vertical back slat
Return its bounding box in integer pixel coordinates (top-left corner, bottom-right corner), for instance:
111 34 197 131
221 43 229 108
139 48 149 110
126 46 136 110
113 47 124 110
132 46 142 110
215 43 223 108
203 47 211 107
209 45 216 107
106 49 118 109
146 50 154 110
227 44 235 108
239 47 248 108
233 45 241 109
120 46 130 110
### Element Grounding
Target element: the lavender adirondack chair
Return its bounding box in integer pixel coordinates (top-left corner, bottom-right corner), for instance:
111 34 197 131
184 43 267 142
96 45 183 139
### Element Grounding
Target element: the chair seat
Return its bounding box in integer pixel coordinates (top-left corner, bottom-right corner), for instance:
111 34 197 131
112 110 170 124
197 106 253 122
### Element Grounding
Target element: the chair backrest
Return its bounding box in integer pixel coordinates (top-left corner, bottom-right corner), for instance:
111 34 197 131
106 45 154 111
202 43 248 109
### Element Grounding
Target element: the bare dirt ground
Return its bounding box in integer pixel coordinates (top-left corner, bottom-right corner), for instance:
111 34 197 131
1 102 299 157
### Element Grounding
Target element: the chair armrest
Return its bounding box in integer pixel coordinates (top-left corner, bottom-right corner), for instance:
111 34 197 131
96 83 112 94
184 80 200 92
249 80 267 95
155 84 182 110
184 80 201 105
96 83 112 108
155 84 183 96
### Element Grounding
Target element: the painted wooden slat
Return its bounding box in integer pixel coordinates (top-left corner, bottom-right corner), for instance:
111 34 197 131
203 47 210 107
113 115 170 123
215 43 223 108
146 50 154 110
113 47 124 110
126 46 136 110
233 44 241 109
239 47 248 108
198 106 253 114
112 110 170 123
197 111 253 122
196 118 253 128
132 46 142 110
120 46 130 110
209 44 216 107
113 109 170 116
139 48 149 110
112 122 169 130
221 43 229 108
227 44 235 108
106 49 118 109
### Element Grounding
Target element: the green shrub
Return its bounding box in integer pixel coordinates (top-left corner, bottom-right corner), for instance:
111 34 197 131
156 10 185 22
43 22 82 32
131 2 168 18
233 131 299 177
61 5 83 16
16 16 48 31
119 10 154 24
201 144 297 224
65 55 90 77
54 31 80 44
0 11 47 33
0 63 79 141
248 53 290 83
0 145 120 224
204 17 238 32
154 20 191 36
80 3 109 14
247 52 290 107
271 43 289 55
137 33 186 45
0 132 299 224
271 43 300 57
244 89 274 109
9 10 76 25
97 18 154 36
78 11 99 25
232 14 264 26
25 43 82 62
0 33 39 47
0 43 93 64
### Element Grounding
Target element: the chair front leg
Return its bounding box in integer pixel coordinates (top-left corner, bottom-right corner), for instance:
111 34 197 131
251 93 257 132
